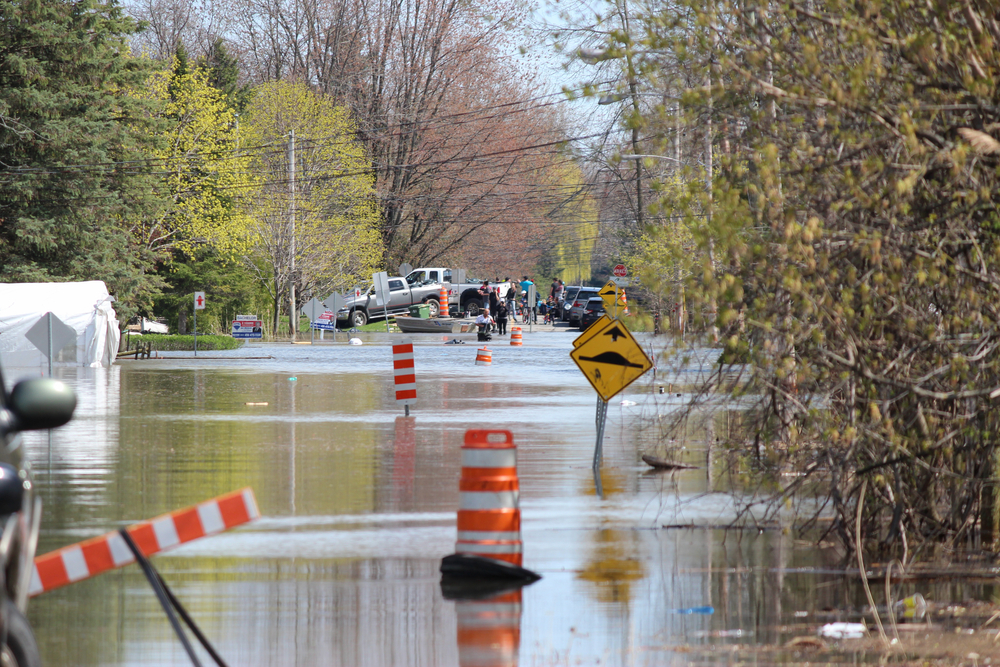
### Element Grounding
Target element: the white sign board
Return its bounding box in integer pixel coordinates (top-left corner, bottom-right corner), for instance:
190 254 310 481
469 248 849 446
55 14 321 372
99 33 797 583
231 318 263 339
304 297 325 322
194 292 206 310
312 311 337 331
25 312 77 359
373 271 391 308
323 292 346 313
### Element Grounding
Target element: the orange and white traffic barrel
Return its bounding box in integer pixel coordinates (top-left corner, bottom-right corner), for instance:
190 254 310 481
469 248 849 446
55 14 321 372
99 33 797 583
475 346 492 366
456 430 522 566
439 286 450 317
455 588 522 667
441 430 540 582
509 327 522 346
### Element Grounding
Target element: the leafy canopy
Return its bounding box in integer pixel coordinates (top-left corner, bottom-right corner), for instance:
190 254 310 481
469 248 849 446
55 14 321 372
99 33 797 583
0 0 168 319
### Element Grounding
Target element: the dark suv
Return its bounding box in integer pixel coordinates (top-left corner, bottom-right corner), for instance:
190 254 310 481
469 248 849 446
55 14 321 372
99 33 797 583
0 365 76 666
579 297 607 331
566 287 601 326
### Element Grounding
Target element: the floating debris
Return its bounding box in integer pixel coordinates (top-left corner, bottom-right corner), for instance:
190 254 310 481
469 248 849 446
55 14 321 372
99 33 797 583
895 593 927 620
670 606 713 615
818 622 867 639
245 402 269 406
349 338 363 345
786 636 828 650
641 454 699 470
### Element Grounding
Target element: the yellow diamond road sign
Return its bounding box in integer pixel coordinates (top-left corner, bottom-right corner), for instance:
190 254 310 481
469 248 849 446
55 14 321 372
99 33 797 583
573 314 613 348
598 280 626 312
570 319 653 401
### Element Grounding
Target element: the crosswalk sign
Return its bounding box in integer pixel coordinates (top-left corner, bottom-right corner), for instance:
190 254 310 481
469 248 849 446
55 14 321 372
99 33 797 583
570 319 652 401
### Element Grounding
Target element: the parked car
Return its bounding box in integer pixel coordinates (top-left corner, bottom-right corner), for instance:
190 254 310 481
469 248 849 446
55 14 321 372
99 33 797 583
126 316 168 334
0 363 77 667
579 297 606 331
558 285 582 320
567 287 601 326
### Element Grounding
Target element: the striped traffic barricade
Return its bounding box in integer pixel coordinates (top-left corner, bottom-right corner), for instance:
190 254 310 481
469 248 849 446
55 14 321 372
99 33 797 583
393 338 417 414
441 430 540 582
30 488 259 597
475 347 492 366
509 327 522 346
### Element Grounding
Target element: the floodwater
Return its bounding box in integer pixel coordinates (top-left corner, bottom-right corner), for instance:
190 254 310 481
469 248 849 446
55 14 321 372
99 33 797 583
6 332 997 666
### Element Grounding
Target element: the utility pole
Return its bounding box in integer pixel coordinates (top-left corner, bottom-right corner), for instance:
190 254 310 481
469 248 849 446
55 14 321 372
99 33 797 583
621 1 643 231
288 130 297 338
706 30 719 343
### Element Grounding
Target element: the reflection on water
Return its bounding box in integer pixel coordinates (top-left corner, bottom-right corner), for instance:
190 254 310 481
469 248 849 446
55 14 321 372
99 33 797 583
0 336 956 665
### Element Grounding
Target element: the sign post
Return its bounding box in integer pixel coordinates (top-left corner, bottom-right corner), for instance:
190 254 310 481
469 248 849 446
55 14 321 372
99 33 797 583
373 271 392 332
26 312 76 376
452 269 467 315
193 292 205 356
303 298 325 345
323 293 346 342
25 312 77 480
570 274 652 480
527 284 536 333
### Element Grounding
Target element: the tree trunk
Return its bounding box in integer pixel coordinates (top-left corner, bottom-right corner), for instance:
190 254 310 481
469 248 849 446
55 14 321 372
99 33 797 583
981 449 1000 550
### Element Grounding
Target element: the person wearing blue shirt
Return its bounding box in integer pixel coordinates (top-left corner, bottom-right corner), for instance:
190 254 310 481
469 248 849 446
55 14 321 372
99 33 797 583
519 276 533 295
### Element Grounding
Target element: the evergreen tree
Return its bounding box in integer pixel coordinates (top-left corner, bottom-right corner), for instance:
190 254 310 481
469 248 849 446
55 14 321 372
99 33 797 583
0 0 168 319
168 42 190 101
201 38 252 112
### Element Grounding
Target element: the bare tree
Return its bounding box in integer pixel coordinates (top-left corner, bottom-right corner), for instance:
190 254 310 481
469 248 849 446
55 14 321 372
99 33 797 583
217 0 581 270
126 0 229 59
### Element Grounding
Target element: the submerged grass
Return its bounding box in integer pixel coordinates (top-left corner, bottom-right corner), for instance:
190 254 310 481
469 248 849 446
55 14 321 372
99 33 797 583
125 333 244 351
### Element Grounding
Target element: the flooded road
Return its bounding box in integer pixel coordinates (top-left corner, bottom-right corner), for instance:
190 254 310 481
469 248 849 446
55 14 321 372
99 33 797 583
5 333 989 665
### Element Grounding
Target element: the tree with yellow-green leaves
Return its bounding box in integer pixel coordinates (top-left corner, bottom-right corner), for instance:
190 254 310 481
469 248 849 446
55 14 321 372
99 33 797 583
127 56 258 260
538 162 599 285
624 169 699 333
240 81 382 334
578 0 1000 559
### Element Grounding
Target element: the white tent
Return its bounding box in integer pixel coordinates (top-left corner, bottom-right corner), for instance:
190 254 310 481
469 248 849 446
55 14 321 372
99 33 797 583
0 281 120 368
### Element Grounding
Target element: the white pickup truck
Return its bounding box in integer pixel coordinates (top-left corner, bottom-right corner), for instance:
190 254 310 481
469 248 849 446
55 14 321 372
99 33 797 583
403 267 507 315
335 267 505 327
335 275 436 327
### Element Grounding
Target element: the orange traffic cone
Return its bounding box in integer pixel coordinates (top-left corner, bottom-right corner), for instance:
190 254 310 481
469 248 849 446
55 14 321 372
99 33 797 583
440 286 450 318
441 430 540 582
